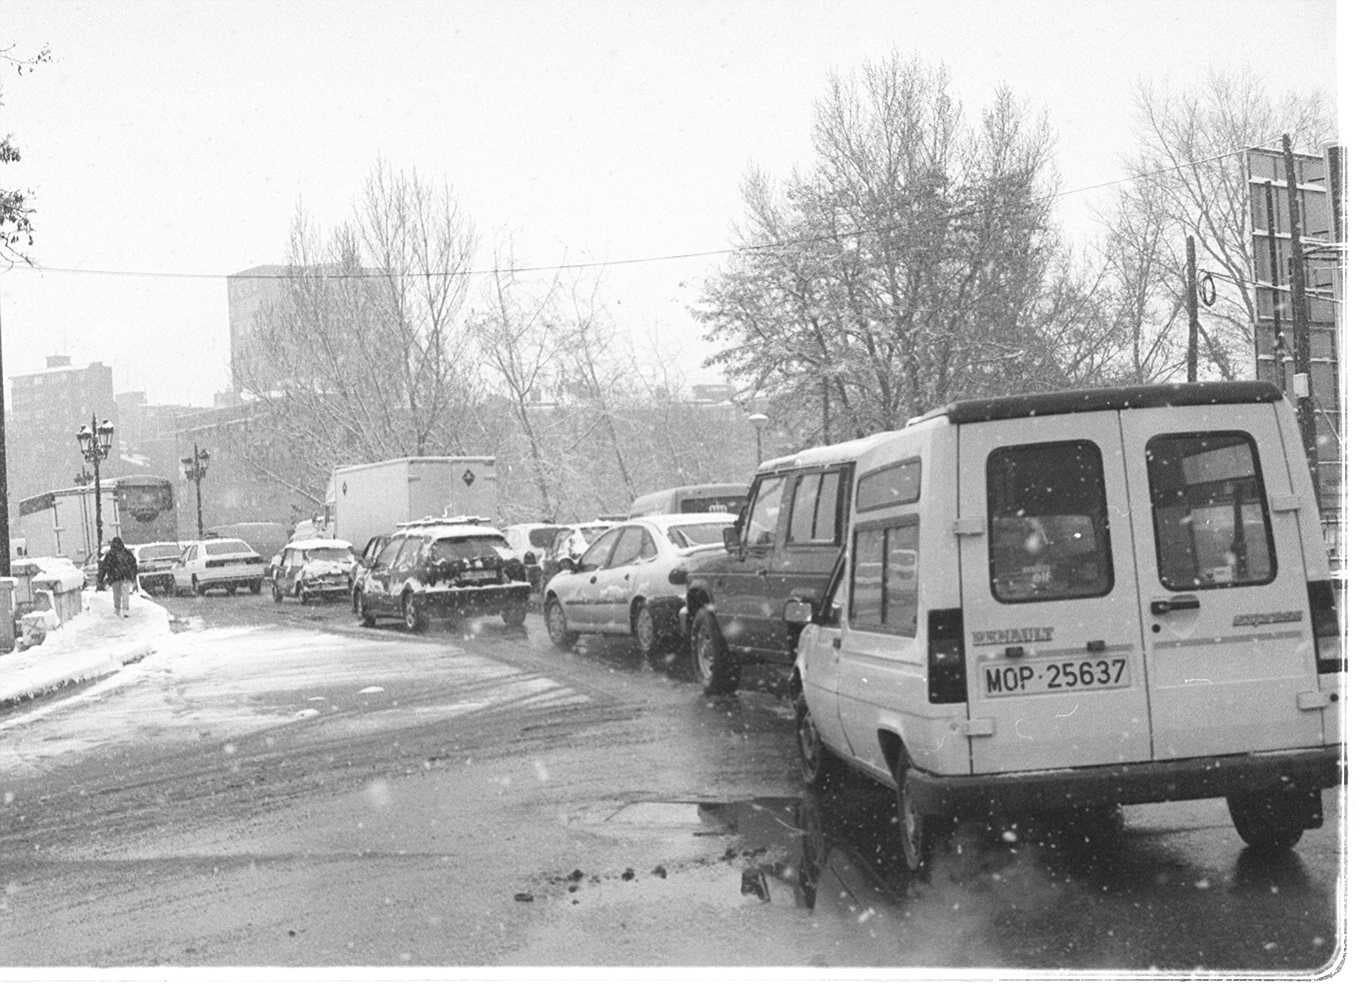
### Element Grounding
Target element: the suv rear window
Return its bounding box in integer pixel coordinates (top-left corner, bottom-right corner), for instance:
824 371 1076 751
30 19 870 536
1145 432 1275 590
430 536 509 562
205 539 253 556
529 527 565 550
986 441 1114 603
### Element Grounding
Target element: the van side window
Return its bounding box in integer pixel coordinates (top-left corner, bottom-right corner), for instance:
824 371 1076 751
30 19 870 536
742 476 785 549
1145 432 1276 589
856 458 921 511
850 519 919 636
787 470 843 545
987 441 1114 603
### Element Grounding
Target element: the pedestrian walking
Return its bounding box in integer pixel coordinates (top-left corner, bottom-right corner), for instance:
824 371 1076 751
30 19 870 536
97 536 139 618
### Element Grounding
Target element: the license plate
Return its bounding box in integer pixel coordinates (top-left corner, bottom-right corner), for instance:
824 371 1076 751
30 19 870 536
463 570 499 582
981 656 1129 697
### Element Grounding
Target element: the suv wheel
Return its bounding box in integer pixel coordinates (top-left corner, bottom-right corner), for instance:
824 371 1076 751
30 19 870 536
402 592 427 633
544 598 578 651
795 691 843 790
691 609 739 695
1227 789 1316 852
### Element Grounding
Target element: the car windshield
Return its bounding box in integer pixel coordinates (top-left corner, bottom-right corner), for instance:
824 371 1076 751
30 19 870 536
304 547 352 562
205 539 253 556
529 527 565 550
429 536 509 562
137 544 181 560
667 522 730 548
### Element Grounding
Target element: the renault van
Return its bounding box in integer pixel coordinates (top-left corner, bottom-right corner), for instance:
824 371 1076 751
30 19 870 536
791 381 1342 871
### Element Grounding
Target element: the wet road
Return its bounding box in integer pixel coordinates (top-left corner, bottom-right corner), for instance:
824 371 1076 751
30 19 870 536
0 590 1344 970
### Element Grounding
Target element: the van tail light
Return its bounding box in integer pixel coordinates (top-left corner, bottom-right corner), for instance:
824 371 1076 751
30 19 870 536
927 608 967 704
1309 579 1343 674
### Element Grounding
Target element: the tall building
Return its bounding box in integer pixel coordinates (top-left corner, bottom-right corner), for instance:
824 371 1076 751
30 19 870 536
6 355 118 502
226 265 288 392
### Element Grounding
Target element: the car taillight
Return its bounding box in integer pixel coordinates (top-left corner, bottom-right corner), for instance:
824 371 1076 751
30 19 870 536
1309 579 1342 674
667 567 687 586
927 607 966 704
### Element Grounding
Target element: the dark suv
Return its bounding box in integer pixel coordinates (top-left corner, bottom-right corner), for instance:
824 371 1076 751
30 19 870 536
354 521 531 632
683 444 857 694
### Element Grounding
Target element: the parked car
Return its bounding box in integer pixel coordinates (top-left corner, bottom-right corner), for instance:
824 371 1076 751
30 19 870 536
627 483 749 518
271 538 355 604
131 541 182 595
171 538 267 596
545 522 615 573
542 512 736 657
790 380 1342 873
354 521 531 632
683 438 866 693
502 522 567 593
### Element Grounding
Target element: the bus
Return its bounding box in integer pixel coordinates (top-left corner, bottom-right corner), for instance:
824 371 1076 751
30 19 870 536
16 475 177 564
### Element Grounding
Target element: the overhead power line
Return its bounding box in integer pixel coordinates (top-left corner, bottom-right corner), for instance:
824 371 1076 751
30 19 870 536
2 147 1248 283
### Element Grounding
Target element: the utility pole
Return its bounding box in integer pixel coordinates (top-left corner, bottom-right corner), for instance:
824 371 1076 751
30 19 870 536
1282 134 1320 499
1184 236 1199 382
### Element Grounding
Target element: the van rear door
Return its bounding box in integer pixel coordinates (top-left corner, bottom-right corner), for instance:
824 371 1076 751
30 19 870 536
958 414 1152 774
1119 403 1323 759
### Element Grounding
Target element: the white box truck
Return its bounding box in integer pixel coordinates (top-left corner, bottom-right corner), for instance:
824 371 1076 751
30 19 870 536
323 457 498 550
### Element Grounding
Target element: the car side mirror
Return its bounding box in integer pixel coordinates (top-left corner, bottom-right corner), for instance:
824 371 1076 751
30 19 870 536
784 599 813 625
558 557 577 573
722 525 739 552
523 550 538 566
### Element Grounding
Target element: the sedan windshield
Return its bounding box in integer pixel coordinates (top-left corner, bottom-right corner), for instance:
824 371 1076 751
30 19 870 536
667 522 730 548
430 536 509 562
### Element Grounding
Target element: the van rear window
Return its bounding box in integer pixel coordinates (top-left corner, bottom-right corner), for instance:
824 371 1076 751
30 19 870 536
986 441 1114 603
1145 432 1275 589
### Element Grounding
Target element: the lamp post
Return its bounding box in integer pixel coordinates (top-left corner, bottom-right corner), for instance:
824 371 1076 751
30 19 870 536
747 412 770 465
76 416 115 559
180 444 210 539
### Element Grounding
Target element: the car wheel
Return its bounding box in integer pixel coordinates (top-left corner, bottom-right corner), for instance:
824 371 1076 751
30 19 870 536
1227 789 1315 853
690 609 740 695
295 583 306 605
271 580 283 603
249 580 262 595
502 606 527 628
632 601 661 658
192 576 205 596
544 598 578 651
795 691 844 791
359 593 376 628
352 587 364 616
896 754 941 875
402 592 426 633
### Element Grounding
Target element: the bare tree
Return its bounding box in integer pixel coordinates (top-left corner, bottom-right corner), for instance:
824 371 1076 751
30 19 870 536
236 161 481 504
1102 70 1334 380
1 42 51 265
697 54 1095 440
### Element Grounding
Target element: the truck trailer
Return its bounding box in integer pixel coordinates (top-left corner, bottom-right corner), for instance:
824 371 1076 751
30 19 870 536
322 457 498 550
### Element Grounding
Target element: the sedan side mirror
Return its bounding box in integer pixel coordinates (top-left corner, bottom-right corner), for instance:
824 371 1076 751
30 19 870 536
722 525 739 552
558 557 577 573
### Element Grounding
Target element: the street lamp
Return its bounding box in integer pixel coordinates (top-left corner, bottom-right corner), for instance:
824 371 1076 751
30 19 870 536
76 416 115 558
180 444 210 539
747 412 770 465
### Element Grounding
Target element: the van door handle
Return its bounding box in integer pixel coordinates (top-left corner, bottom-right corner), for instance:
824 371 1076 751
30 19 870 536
1151 595 1200 615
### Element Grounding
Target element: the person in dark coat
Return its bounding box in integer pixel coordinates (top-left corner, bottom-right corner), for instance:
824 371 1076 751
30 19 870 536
98 537 139 618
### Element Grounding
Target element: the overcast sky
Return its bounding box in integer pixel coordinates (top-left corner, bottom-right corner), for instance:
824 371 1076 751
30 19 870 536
0 0 1344 407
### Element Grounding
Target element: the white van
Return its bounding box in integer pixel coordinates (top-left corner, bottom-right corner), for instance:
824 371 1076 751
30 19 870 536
791 381 1342 872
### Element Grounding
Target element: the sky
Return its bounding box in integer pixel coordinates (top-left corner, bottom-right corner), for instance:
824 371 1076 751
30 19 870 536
0 0 1345 408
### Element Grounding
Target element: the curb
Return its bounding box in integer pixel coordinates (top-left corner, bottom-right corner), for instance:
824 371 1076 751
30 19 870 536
0 640 161 712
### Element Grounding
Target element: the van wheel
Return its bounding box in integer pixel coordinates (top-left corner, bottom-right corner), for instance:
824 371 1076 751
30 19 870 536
795 692 843 790
402 592 427 632
691 610 739 695
1227 789 1315 852
544 598 578 651
896 756 942 874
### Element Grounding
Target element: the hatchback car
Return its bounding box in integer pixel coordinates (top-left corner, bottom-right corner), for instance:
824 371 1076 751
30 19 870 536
132 541 182 595
502 522 567 593
171 538 267 596
354 522 531 631
542 513 736 657
271 538 355 604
